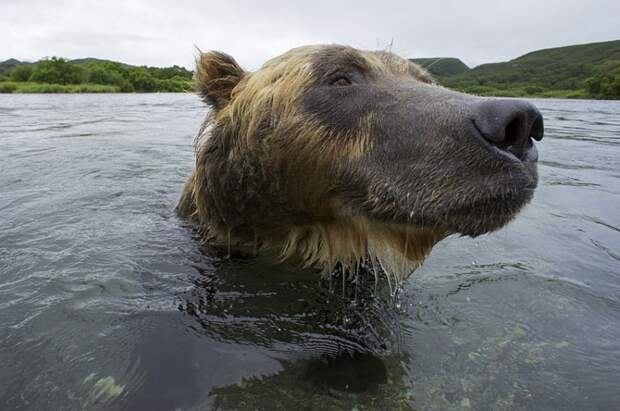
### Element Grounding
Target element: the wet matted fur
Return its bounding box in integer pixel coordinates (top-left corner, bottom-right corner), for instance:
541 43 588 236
178 45 542 283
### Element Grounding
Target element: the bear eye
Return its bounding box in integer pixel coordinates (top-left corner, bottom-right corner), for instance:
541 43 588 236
329 76 352 86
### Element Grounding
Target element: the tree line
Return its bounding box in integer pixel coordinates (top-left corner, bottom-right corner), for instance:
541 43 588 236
0 57 193 93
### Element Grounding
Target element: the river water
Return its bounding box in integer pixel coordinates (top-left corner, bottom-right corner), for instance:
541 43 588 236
0 94 619 410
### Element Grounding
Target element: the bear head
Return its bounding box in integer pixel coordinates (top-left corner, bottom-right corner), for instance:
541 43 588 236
178 45 544 280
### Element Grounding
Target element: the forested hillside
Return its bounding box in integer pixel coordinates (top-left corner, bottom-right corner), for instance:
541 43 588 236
410 39 620 99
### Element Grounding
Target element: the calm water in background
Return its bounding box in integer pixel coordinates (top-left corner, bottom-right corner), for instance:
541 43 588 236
0 94 618 410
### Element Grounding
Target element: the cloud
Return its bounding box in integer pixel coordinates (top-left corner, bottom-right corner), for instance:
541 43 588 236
1 0 619 69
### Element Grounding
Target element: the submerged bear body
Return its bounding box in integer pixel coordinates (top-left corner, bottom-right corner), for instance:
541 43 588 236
178 45 544 281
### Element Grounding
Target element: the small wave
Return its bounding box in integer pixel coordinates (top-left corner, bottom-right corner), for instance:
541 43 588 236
590 239 620 263
582 215 620 234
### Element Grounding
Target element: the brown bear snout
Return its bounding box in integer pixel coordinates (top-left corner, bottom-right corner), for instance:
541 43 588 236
471 99 544 162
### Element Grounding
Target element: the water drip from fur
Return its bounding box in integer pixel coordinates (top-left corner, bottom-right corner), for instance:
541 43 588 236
327 258 406 309
186 215 442 291
277 217 443 282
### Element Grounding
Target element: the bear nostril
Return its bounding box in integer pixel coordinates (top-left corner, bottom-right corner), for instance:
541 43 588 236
500 116 524 150
472 99 544 160
530 114 544 141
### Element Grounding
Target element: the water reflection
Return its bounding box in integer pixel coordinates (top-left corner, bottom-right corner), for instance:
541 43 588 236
177 250 402 355
175 248 415 409
208 353 412 410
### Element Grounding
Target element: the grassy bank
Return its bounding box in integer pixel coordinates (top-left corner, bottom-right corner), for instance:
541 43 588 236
448 85 589 99
0 82 121 93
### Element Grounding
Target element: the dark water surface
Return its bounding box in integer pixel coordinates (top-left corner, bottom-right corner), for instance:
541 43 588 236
0 94 619 410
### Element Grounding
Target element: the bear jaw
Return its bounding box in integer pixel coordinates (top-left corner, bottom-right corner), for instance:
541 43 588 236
202 216 444 284
278 217 443 280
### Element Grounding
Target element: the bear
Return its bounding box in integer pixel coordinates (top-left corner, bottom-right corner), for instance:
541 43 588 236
177 45 544 281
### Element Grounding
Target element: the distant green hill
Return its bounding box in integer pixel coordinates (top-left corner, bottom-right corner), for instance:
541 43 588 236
0 58 33 76
67 57 132 67
408 58 469 77
414 39 620 99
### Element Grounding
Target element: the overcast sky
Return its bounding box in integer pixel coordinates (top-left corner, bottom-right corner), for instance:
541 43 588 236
1 0 619 70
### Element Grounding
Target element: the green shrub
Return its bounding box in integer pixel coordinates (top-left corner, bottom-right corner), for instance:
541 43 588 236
7 65 34 82
69 84 120 93
0 82 18 93
29 57 85 85
11 82 120 93
14 83 66 93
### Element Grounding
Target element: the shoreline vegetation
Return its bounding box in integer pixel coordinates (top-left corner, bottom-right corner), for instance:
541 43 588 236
0 57 193 94
1 39 619 99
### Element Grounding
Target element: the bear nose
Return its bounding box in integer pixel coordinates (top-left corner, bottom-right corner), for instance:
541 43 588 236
471 99 544 160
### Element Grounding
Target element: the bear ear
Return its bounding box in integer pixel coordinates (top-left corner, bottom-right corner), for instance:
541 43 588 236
195 50 245 110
